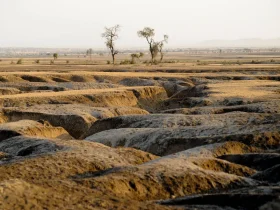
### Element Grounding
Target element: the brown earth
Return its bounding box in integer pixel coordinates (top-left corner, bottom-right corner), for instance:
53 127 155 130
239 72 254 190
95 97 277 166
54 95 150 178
0 63 279 209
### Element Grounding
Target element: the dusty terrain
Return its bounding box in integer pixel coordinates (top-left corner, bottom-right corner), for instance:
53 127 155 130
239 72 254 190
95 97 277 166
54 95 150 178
0 57 279 209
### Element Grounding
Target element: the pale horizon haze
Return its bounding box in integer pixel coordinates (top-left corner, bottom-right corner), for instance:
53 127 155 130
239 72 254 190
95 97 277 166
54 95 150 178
0 0 279 48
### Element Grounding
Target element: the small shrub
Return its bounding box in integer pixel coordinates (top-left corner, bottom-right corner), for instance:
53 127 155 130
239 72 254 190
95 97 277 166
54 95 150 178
164 60 176 63
35 59 40 64
271 59 275 63
251 60 261 64
66 60 70 64
17 59 23 64
153 60 159 65
106 60 111 64
120 59 131 65
236 60 242 65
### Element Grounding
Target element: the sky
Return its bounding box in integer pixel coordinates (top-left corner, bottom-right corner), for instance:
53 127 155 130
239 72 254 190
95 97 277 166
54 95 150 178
0 0 279 48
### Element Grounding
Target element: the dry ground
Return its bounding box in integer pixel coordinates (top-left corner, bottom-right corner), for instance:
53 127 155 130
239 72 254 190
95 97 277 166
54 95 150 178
0 54 279 209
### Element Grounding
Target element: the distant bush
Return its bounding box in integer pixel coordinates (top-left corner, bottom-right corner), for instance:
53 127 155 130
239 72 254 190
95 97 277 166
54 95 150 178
17 59 23 64
106 60 111 64
236 60 242 65
197 61 208 65
163 60 176 63
251 60 262 64
270 59 275 63
120 59 132 65
66 60 70 64
0 59 2 62
35 59 40 64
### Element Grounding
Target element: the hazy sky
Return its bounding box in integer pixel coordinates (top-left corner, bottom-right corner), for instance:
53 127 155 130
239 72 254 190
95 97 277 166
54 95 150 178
0 0 279 48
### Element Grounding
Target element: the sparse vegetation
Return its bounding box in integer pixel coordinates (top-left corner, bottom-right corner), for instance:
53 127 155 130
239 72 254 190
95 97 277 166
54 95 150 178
130 52 144 64
17 59 23 64
120 59 132 65
35 59 40 64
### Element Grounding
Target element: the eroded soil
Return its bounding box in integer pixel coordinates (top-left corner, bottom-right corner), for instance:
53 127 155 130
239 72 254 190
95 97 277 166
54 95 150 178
0 66 279 209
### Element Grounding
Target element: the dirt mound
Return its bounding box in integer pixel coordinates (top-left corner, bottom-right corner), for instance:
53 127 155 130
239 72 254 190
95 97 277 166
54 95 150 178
4 104 149 139
0 87 21 95
0 179 168 210
0 86 167 110
0 137 159 209
161 100 280 115
0 120 71 140
86 123 279 156
74 142 257 201
84 112 279 137
0 136 66 157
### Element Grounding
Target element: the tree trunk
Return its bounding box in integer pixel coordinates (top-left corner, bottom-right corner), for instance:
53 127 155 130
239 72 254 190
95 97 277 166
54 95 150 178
160 53 163 62
112 54 115 64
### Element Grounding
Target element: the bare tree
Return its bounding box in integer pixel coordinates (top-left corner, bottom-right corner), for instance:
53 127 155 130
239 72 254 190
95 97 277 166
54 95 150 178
86 48 93 60
138 27 168 64
158 35 169 62
102 25 120 64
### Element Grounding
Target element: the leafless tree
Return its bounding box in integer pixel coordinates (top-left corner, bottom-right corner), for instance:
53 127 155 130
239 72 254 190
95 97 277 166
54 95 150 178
102 25 120 64
158 35 169 62
86 48 93 60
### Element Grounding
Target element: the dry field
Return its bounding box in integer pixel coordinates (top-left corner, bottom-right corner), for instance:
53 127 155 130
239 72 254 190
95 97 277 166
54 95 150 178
0 54 279 209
